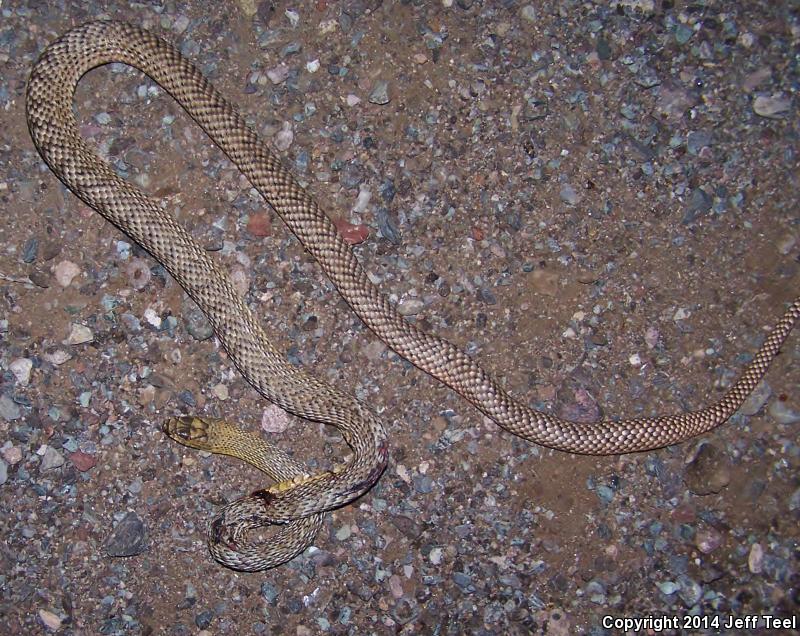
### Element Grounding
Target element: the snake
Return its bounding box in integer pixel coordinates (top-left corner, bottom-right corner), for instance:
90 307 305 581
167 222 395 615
26 21 798 571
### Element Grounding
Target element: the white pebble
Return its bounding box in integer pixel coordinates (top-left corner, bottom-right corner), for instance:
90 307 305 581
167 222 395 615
261 404 290 433
284 8 300 26
54 260 81 287
748 543 764 573
306 59 320 73
266 65 290 85
9 358 33 386
212 383 229 401
43 350 72 366
352 185 372 213
629 353 642 366
274 121 294 151
38 610 62 631
346 94 361 107
673 307 690 321
319 19 338 35
65 323 94 345
395 464 411 483
143 308 162 328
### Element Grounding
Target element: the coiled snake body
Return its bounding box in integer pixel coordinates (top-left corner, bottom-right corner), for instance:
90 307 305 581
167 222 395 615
26 21 799 571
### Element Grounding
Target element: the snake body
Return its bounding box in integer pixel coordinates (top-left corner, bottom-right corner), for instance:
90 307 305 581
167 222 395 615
26 21 799 571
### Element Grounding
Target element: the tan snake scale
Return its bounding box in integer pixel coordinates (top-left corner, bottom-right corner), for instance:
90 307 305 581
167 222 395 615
26 21 799 571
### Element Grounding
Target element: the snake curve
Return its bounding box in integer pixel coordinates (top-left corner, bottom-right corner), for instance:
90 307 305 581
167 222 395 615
26 21 799 571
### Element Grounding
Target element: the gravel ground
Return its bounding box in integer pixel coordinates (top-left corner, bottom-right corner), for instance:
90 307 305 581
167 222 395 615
1 1 799 634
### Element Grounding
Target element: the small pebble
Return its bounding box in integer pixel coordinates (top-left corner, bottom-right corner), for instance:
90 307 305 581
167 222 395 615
753 94 791 118
0 395 21 421
39 446 65 471
452 572 472 590
43 350 71 366
335 525 352 541
128 477 143 495
559 183 580 205
333 218 370 244
54 260 80 287
261 404 290 433
127 258 152 290
274 121 294 151
266 65 290 84
777 235 796 255
69 450 97 472
657 580 678 595
398 298 424 316
683 443 731 495
388 574 404 599
9 358 33 386
675 24 693 45
520 5 537 22
38 610 62 631
212 383 229 400
195 609 214 629
185 307 214 340
22 237 38 263
261 582 280 604
742 67 771 92
695 528 722 553
106 512 148 557
676 575 702 607
368 81 390 105
143 308 162 328
1 444 22 464
173 15 191 33
748 543 764 573
65 323 94 345
246 212 272 238
644 326 660 349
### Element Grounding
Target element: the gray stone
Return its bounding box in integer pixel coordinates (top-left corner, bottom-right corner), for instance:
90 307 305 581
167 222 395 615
40 446 65 471
369 81 390 105
106 512 148 557
0 395 21 421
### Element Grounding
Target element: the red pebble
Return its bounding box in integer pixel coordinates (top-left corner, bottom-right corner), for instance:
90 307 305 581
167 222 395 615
333 218 370 245
69 450 97 472
247 212 272 237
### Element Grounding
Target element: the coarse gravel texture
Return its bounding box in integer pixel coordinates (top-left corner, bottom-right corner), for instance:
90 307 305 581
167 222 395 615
1 1 799 634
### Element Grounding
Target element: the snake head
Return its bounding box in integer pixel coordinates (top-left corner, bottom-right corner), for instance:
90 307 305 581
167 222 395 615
163 416 213 448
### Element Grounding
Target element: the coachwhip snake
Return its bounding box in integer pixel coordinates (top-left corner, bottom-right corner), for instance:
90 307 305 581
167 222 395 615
26 21 799 571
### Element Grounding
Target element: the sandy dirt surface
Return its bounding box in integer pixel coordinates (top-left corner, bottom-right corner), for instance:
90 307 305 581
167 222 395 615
0 1 798 634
